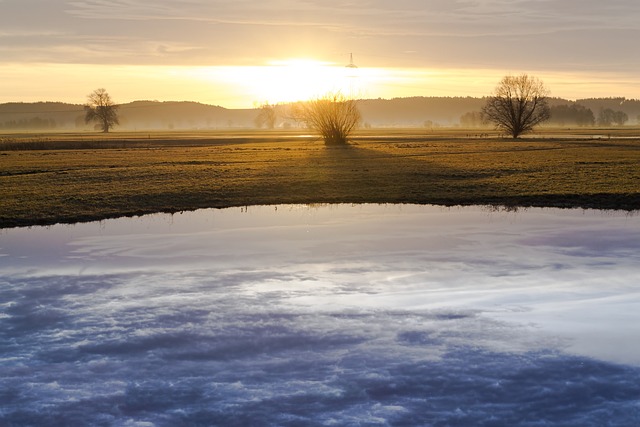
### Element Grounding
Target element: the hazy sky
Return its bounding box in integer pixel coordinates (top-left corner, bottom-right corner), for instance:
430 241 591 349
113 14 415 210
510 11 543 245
2 0 640 107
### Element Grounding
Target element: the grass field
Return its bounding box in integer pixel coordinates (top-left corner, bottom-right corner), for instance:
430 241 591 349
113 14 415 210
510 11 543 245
1 128 639 228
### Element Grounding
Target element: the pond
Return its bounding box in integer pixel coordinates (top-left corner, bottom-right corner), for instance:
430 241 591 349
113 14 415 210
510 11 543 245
1 204 639 426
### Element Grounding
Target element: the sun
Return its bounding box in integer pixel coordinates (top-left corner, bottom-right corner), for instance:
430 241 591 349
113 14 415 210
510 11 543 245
217 58 363 106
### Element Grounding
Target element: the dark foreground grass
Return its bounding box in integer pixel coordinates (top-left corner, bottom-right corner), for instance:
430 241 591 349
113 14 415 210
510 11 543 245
1 129 639 228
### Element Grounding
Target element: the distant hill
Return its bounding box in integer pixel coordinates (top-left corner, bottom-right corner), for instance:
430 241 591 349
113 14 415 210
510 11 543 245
0 101 257 131
117 101 256 130
357 96 486 127
1 97 639 131
0 102 85 130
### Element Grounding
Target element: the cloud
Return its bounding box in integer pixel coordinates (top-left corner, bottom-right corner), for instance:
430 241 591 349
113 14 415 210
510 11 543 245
1 0 640 74
65 0 191 20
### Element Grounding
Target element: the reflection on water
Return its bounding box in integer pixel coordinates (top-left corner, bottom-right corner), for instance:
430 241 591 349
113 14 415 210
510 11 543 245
1 204 639 425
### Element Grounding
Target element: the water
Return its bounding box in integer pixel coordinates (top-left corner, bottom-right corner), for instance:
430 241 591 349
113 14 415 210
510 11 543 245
1 204 639 426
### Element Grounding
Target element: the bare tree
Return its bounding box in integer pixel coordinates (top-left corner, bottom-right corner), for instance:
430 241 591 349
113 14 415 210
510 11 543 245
84 88 119 133
597 108 615 126
290 92 361 145
613 110 629 126
254 102 277 129
548 104 595 127
596 108 629 126
459 111 487 128
482 74 550 138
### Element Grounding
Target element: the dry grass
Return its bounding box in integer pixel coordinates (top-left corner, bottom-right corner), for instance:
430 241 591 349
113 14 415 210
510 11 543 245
2 128 639 228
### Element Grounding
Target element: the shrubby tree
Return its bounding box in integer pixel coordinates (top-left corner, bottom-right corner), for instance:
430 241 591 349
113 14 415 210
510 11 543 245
482 74 551 138
84 88 119 133
290 92 361 145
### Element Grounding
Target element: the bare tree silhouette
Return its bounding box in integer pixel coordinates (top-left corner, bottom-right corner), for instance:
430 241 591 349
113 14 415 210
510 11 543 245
482 74 550 138
598 108 629 126
84 88 119 133
254 102 277 129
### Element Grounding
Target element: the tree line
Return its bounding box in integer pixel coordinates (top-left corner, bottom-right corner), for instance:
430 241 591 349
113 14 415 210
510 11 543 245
0 117 57 130
461 104 631 128
6 81 640 139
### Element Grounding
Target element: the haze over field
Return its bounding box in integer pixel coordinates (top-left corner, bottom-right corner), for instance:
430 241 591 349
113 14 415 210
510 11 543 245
2 1 640 107
3 96 640 130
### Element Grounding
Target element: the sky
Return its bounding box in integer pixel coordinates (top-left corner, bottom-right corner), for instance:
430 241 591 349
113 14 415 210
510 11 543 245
2 0 640 108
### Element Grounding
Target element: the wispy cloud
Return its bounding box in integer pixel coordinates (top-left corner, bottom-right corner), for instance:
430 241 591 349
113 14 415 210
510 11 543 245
62 0 640 35
57 0 640 70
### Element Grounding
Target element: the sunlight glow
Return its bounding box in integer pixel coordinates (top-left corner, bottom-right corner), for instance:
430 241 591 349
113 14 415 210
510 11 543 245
2 62 640 109
214 58 373 105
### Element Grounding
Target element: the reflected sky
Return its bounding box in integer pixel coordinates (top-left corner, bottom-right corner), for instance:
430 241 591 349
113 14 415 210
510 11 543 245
1 204 639 425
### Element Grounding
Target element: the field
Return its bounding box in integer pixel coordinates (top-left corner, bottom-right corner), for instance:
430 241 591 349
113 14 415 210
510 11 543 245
1 128 639 228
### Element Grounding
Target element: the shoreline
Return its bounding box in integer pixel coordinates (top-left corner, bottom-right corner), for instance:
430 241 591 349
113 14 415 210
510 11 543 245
2 130 639 229
4 195 639 230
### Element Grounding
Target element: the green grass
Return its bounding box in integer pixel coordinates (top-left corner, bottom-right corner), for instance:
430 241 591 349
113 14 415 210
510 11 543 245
2 128 639 228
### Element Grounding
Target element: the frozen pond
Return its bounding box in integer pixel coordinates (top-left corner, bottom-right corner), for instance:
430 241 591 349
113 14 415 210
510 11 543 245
1 204 639 426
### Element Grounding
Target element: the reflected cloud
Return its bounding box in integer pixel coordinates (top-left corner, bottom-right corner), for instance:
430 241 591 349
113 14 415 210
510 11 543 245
1 204 639 424
522 227 640 258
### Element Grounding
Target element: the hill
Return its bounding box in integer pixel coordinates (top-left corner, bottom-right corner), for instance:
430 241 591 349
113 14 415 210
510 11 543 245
0 101 257 131
117 101 256 130
1 97 640 131
357 97 485 127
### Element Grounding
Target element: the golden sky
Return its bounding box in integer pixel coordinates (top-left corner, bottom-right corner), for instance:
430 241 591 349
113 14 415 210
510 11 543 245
2 1 640 108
